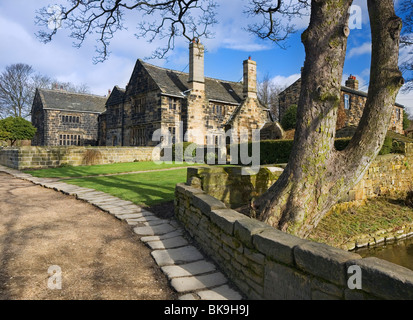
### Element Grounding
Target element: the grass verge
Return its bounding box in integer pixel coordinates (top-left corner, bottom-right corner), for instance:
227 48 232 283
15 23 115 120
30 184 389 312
24 161 202 178
309 197 413 248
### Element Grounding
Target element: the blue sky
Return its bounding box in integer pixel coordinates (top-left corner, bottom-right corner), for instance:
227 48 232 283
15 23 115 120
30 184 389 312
0 0 412 113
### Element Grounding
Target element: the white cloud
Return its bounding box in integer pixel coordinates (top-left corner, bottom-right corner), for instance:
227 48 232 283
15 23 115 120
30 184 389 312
348 42 371 58
270 73 301 89
397 90 413 115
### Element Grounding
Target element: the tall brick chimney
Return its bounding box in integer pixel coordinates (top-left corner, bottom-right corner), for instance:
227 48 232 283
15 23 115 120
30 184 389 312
345 75 359 90
188 38 205 93
243 56 257 99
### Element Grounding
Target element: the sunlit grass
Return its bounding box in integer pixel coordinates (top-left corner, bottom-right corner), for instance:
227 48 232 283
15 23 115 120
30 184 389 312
63 169 188 207
25 161 202 178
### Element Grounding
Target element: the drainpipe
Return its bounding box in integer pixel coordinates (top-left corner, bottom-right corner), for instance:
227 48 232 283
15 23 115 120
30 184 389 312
121 98 125 146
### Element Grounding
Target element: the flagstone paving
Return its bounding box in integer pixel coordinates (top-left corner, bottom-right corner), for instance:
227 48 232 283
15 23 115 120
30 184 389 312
0 165 243 300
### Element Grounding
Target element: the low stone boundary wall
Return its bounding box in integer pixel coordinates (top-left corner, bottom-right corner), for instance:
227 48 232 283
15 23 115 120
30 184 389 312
175 183 413 300
0 146 157 170
186 166 283 208
186 152 413 210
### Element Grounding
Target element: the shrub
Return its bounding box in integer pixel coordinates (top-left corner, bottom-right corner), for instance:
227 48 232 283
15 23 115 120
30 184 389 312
281 105 298 131
230 138 352 166
0 116 37 146
171 142 199 161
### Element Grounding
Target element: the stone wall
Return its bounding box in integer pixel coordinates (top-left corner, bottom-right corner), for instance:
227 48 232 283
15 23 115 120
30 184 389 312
0 146 157 170
186 150 413 209
343 152 413 202
175 183 413 300
186 166 283 208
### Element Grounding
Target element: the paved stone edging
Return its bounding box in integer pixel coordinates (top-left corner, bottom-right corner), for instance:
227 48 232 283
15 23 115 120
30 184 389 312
0 165 243 300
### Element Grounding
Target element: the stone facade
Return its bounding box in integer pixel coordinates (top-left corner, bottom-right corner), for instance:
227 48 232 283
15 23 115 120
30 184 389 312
175 183 413 300
31 89 107 146
100 40 271 147
278 75 405 134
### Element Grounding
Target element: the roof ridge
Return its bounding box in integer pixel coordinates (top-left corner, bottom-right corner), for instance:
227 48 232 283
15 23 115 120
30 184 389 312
138 59 243 86
38 88 107 99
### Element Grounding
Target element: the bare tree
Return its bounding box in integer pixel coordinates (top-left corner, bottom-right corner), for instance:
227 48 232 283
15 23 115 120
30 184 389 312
257 73 285 121
35 0 218 63
50 81 90 94
35 0 404 238
0 63 91 120
0 64 51 119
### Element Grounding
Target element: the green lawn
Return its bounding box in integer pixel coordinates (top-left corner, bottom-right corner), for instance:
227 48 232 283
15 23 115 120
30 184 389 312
24 161 202 178
64 168 188 207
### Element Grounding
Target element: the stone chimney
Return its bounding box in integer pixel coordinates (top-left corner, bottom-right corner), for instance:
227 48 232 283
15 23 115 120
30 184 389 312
345 75 359 90
188 38 205 93
243 56 257 99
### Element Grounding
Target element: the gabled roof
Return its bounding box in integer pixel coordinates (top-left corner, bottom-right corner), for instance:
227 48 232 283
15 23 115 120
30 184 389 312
139 60 244 105
106 86 126 107
37 88 107 113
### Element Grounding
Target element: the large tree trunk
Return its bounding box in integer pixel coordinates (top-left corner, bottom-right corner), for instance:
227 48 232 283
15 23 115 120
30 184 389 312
253 0 404 239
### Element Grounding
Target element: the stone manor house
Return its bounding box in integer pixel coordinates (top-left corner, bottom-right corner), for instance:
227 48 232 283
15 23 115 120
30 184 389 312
31 88 107 146
278 75 405 135
98 40 270 147
30 40 406 147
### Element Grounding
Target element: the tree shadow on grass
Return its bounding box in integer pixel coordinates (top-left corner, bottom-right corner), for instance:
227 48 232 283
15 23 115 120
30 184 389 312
65 171 186 208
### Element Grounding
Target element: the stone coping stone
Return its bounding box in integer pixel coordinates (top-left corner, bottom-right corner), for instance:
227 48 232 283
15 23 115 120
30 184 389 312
109 208 145 215
128 216 164 223
170 272 228 293
146 236 189 250
141 230 183 243
346 257 413 300
208 209 246 235
176 183 204 196
294 241 362 286
134 223 176 236
192 193 227 214
115 213 145 220
197 285 243 300
178 294 198 300
151 246 204 267
143 219 171 227
161 260 217 279
233 218 273 248
252 228 307 266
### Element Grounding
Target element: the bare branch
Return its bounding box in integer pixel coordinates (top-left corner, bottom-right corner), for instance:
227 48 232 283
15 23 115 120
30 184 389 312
398 0 413 92
244 0 310 47
35 0 218 63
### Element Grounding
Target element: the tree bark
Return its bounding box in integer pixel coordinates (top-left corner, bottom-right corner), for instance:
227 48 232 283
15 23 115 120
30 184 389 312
253 0 404 238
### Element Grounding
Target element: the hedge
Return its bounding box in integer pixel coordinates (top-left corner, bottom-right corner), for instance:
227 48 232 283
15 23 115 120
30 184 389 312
167 133 402 165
